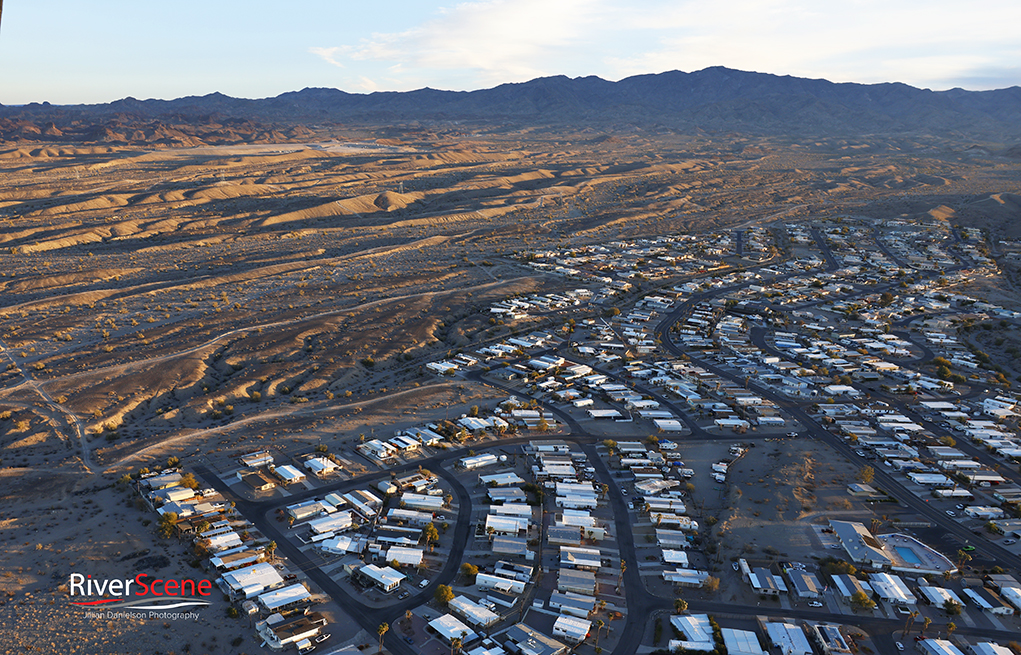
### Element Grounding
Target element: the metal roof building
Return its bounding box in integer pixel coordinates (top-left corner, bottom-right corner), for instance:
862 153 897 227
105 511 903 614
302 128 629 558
765 622 812 655
429 614 479 644
257 583 311 612
357 564 406 592
557 569 596 596
502 623 567 655
869 572 916 605
217 562 284 599
722 629 766 655
917 640 966 655
385 547 424 567
552 615 591 644
449 595 500 628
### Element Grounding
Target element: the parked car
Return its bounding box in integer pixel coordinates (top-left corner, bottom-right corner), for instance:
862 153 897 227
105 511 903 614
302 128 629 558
946 510 956 517
896 642 905 651
807 601 823 608
895 606 911 615
418 579 430 588
1003 539 1017 545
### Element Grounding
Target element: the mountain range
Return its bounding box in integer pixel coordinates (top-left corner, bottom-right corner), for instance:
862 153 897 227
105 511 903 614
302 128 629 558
3 67 1020 143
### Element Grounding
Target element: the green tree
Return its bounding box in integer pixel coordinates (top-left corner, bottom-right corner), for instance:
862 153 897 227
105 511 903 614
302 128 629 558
157 512 178 539
179 472 200 489
858 465 874 484
434 584 455 605
421 522 440 545
460 563 479 582
674 598 688 613
943 599 961 615
850 590 876 611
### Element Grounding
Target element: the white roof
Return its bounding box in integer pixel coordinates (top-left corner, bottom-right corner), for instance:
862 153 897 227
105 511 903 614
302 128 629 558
669 614 712 644
765 623 812 655
386 547 424 566
429 614 479 642
722 629 766 655
221 562 283 592
449 595 499 626
869 573 916 604
360 564 406 587
319 535 358 554
973 643 1013 655
258 583 310 610
1001 586 1021 610
919 640 966 655
916 585 963 607
553 615 591 639
304 457 338 472
662 550 689 566
275 464 305 481
308 512 354 534
206 531 244 552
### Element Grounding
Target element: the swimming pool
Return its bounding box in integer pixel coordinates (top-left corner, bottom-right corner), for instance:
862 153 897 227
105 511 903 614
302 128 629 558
895 546 922 565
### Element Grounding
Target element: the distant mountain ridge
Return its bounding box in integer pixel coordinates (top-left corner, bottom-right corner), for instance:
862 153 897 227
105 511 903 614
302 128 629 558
3 67 1021 140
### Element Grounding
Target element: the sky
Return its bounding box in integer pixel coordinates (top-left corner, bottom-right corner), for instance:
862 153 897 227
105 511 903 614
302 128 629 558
2 0 1020 105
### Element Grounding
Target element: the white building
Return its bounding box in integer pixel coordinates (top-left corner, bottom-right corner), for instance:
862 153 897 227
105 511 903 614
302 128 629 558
429 614 479 644
552 615 591 644
449 596 499 628
722 629 766 655
274 465 306 485
257 583 311 612
304 457 339 476
357 564 406 592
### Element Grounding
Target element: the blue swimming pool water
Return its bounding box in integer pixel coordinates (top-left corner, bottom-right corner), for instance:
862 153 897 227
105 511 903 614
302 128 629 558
896 546 922 565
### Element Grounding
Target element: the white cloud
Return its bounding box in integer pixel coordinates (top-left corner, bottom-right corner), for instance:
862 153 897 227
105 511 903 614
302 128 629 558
311 0 1021 91
309 47 346 68
311 0 607 89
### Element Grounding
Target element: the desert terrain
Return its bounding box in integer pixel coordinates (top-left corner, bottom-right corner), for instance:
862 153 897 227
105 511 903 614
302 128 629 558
1 118 1020 652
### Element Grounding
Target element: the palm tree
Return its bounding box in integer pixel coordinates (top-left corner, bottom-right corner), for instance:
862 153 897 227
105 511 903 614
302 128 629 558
378 622 389 654
450 637 462 655
594 620 605 647
921 617 931 636
405 609 412 625
946 622 956 637
902 610 918 638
